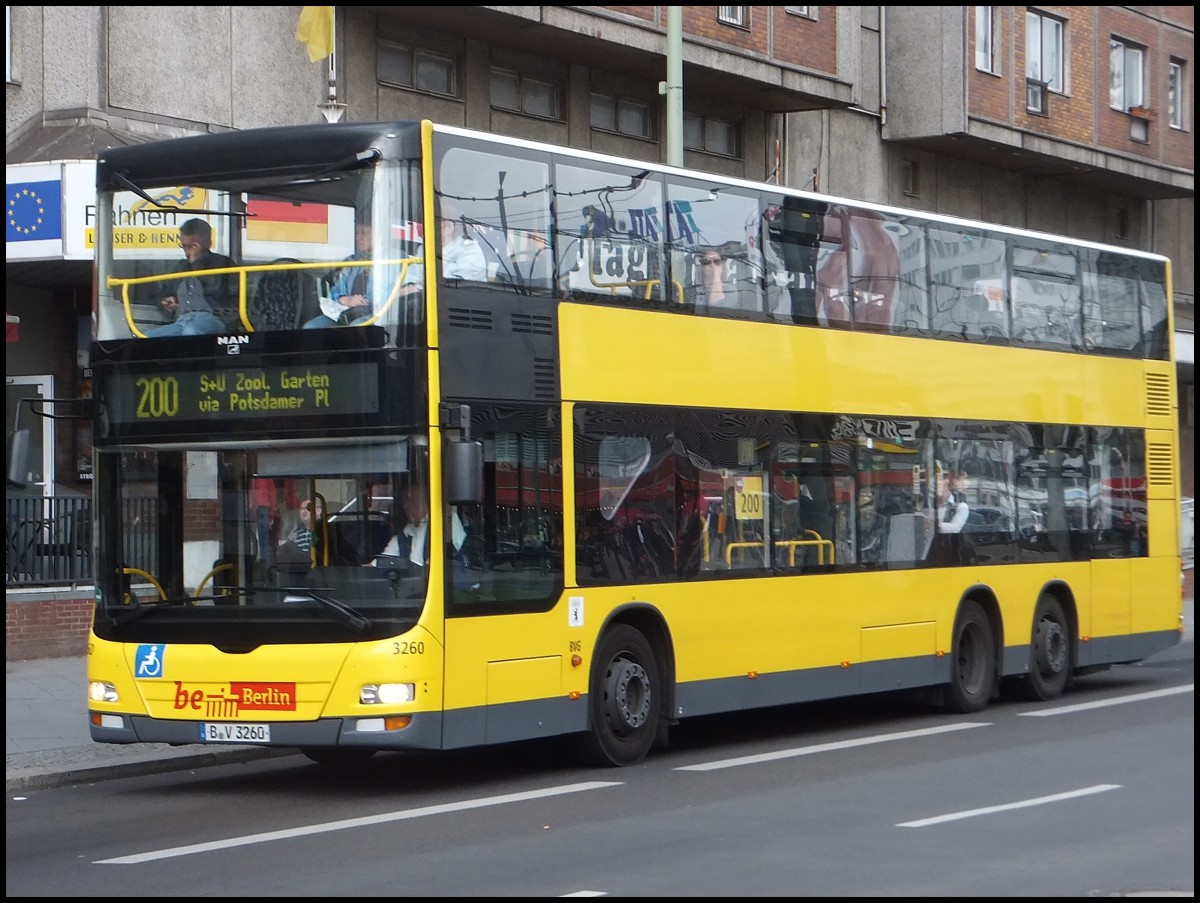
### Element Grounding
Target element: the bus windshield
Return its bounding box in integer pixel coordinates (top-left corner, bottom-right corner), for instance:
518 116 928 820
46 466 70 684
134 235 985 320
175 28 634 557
94 148 423 343
92 438 431 646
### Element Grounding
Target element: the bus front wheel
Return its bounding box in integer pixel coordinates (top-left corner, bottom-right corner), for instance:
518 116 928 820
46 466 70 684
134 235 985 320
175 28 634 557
946 600 995 714
581 625 659 767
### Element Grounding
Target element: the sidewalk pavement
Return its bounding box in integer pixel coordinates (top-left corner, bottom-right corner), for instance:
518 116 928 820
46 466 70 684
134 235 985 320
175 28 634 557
5 655 297 794
7 591 1194 794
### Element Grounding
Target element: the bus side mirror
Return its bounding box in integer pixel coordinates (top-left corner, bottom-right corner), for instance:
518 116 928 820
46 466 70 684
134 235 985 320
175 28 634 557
7 428 30 489
444 439 483 505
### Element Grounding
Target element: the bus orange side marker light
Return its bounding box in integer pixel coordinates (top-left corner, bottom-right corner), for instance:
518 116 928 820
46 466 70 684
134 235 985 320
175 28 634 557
384 715 412 731
1082 635 1090 642
935 650 946 657
748 671 758 679
568 691 581 700
840 661 850 669
571 654 582 667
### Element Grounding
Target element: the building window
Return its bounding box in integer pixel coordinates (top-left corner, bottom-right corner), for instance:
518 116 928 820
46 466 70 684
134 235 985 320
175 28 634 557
1168 59 1186 130
975 7 995 73
1109 38 1146 111
1115 206 1130 241
378 41 456 97
717 6 748 28
590 93 652 139
902 159 920 197
684 112 740 158
490 68 561 119
784 6 816 19
1025 11 1064 95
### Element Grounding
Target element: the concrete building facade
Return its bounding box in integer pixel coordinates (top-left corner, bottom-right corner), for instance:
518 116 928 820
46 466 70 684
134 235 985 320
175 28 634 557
5 6 1194 655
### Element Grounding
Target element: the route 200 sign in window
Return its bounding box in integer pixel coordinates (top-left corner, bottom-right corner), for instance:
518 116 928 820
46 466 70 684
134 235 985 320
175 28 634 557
105 363 380 425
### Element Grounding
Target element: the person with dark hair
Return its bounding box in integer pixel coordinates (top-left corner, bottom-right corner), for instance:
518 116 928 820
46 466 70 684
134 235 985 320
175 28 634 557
935 466 969 534
291 498 324 553
147 218 236 336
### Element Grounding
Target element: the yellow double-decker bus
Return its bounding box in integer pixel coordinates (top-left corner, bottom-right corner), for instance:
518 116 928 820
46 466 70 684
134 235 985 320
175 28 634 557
85 120 1183 767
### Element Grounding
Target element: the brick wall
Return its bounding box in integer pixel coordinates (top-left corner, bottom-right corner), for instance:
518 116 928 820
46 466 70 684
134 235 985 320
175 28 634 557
6 593 93 661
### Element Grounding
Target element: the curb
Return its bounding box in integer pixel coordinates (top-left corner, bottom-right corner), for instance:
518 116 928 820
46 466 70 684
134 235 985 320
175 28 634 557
6 746 300 794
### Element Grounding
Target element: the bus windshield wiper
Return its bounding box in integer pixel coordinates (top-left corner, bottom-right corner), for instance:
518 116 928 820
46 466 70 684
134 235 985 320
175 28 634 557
282 589 373 632
108 595 193 626
111 171 248 219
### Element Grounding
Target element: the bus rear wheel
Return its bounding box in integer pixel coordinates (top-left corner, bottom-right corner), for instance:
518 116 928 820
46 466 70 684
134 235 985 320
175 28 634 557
1020 593 1071 701
581 625 659 767
946 600 995 713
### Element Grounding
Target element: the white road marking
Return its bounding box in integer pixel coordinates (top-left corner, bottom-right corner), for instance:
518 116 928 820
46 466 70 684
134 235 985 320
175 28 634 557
96 781 623 864
675 722 991 772
897 783 1121 827
1018 683 1193 716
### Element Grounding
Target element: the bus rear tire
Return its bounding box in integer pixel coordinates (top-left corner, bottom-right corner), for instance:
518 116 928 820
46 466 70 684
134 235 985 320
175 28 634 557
1019 593 1071 701
580 625 659 767
946 600 995 714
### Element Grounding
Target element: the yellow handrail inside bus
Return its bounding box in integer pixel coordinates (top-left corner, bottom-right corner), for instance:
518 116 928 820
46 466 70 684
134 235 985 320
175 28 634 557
121 566 167 601
352 259 421 326
586 262 684 304
723 531 836 568
725 541 764 566
194 561 235 596
107 258 421 337
776 530 836 566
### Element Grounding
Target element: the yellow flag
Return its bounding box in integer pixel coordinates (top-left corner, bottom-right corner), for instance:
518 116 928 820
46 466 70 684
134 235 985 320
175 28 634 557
296 6 334 63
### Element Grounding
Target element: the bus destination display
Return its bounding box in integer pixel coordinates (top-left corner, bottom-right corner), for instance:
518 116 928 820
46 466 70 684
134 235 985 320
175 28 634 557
105 363 380 424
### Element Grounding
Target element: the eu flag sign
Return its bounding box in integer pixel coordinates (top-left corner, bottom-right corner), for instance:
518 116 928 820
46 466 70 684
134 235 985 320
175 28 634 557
7 179 63 242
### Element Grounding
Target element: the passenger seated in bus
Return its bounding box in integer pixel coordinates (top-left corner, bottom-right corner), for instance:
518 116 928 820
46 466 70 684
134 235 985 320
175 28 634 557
146 218 237 336
290 498 324 553
305 218 419 328
437 203 489 282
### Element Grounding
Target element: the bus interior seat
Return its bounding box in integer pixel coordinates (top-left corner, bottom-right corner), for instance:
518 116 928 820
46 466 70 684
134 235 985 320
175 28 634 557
251 259 312 330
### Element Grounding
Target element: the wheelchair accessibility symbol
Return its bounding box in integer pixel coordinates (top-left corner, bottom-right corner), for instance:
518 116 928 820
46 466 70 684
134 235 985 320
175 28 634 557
135 644 165 678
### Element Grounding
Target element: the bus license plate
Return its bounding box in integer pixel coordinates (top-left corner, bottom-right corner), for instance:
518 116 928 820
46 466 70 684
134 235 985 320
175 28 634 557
200 722 270 743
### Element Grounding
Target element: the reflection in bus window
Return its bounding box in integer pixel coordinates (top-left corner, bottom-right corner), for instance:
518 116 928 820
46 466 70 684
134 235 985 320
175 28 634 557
849 212 928 336
434 144 553 293
1088 427 1147 559
667 179 763 316
1010 243 1082 350
554 161 666 305
929 227 1009 343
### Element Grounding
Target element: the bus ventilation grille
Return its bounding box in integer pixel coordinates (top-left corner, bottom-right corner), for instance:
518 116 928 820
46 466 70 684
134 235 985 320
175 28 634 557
1145 372 1171 417
533 358 557 399
447 307 493 330
512 312 554 336
1146 442 1174 487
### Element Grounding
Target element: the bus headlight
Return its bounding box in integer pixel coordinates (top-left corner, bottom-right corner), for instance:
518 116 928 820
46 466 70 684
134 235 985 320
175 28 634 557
89 681 119 703
360 683 415 705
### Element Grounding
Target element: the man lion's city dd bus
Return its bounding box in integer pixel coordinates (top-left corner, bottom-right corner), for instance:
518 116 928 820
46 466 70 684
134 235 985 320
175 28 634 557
84 120 1184 767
